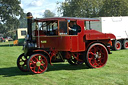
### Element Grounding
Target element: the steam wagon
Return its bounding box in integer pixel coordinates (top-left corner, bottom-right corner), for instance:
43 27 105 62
17 12 116 74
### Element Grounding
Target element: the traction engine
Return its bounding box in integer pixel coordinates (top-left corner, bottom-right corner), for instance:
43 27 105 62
17 12 116 74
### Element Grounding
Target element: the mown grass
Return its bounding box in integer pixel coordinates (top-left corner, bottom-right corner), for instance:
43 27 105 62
0 46 128 85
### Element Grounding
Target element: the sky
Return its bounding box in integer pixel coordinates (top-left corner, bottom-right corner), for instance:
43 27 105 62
20 0 65 18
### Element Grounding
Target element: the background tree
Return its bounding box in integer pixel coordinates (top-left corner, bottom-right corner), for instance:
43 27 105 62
58 0 128 17
0 0 23 38
58 0 104 17
43 10 55 17
99 0 128 16
19 13 27 28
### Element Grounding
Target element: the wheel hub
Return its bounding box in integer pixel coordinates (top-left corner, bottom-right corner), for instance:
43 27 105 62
116 43 120 48
95 54 98 59
95 52 101 59
36 61 41 67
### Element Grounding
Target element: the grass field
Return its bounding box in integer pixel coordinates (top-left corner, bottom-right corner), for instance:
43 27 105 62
0 46 128 85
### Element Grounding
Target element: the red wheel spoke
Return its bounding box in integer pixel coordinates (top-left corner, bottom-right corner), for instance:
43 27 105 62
30 62 36 66
88 57 93 62
94 59 98 66
32 60 36 64
39 67 43 72
97 46 101 50
93 47 97 53
98 59 103 65
30 65 36 71
37 67 40 73
89 52 95 55
35 57 39 61
40 57 43 62
40 58 45 62
41 63 45 68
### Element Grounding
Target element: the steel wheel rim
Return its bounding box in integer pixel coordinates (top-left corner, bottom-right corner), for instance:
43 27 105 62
87 44 108 68
29 54 48 74
17 53 29 72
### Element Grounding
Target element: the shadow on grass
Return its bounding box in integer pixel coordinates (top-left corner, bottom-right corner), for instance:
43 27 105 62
0 64 89 77
0 44 14 47
0 67 31 77
47 63 89 72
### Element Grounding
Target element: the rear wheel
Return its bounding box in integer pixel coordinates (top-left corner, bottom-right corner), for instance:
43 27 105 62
67 53 84 65
67 57 78 65
17 53 29 72
113 41 121 51
85 43 108 68
27 53 48 74
122 40 128 49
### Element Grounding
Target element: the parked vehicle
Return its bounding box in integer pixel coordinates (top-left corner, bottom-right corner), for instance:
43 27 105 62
17 28 27 45
17 12 116 74
86 17 128 50
5 37 13 41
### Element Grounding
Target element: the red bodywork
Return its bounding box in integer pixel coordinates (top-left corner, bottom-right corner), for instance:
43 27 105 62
34 17 115 52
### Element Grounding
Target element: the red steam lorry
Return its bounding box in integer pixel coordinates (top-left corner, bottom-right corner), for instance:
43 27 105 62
17 12 116 74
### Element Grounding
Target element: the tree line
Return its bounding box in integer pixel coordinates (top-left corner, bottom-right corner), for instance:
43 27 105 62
58 0 128 17
1 0 128 38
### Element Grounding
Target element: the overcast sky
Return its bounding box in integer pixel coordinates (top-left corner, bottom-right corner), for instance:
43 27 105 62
20 0 65 18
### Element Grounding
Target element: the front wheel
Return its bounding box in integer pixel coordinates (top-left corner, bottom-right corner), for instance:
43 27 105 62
27 53 48 74
85 43 108 68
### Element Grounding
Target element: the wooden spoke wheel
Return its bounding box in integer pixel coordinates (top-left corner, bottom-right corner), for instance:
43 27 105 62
122 40 128 49
17 53 29 72
27 54 48 74
67 53 84 65
85 43 108 68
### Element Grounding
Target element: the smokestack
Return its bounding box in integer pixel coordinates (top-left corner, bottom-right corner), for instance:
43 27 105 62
27 12 33 41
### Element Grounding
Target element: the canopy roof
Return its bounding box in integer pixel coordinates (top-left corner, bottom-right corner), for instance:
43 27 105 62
34 17 99 22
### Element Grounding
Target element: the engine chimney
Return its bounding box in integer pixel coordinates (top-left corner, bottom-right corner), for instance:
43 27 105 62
27 12 33 41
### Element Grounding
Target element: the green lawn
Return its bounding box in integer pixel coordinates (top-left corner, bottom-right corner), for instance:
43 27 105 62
0 46 128 85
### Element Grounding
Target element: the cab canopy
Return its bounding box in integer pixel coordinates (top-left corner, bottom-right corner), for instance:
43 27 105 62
34 17 99 22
